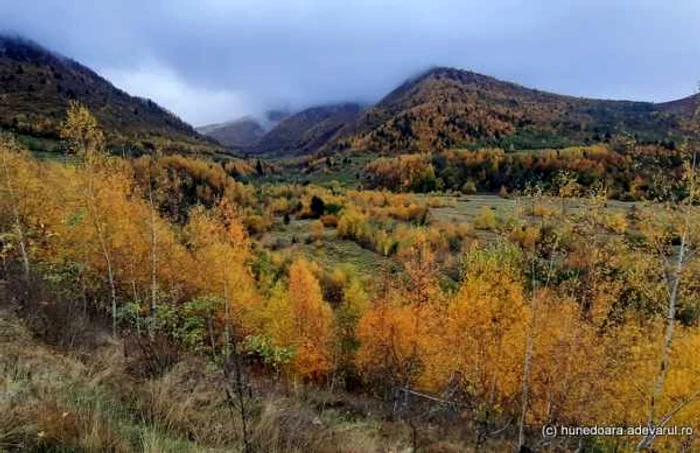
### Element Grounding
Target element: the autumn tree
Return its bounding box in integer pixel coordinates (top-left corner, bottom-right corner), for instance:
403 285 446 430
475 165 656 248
637 152 699 451
262 259 335 380
0 135 31 282
184 201 258 355
59 102 125 335
60 100 105 157
356 234 442 396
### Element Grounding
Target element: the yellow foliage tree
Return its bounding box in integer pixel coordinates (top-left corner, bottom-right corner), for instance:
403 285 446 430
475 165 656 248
264 259 335 379
60 100 105 157
184 202 258 350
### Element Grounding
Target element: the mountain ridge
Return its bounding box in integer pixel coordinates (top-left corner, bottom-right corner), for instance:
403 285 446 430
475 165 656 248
324 66 696 154
2 35 697 157
197 116 266 147
197 109 291 148
0 35 218 152
248 102 364 156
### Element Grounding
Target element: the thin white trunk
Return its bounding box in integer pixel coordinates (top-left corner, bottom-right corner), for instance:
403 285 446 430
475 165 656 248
95 220 117 337
1 152 30 281
637 153 696 451
224 260 231 358
517 259 539 451
131 274 141 336
85 162 118 337
148 177 158 312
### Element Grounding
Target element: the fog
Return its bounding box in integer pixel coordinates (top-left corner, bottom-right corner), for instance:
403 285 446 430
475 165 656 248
2 0 699 126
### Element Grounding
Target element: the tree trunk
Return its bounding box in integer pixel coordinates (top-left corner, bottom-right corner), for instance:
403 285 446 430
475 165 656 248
224 272 231 358
149 173 158 313
637 153 696 451
97 228 118 337
518 259 539 451
1 152 30 282
86 166 118 337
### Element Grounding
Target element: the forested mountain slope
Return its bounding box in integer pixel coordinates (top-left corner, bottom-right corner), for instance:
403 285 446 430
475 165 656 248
0 35 217 152
329 67 695 153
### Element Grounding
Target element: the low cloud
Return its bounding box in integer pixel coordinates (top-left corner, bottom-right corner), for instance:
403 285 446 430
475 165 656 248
103 63 250 126
2 0 699 126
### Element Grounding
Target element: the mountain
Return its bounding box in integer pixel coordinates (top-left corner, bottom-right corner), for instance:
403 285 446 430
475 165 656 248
250 102 363 156
265 109 291 124
0 35 216 152
197 109 290 148
197 117 266 147
328 67 697 153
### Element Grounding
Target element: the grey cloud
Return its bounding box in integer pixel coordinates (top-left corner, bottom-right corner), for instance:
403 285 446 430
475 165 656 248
1 0 699 126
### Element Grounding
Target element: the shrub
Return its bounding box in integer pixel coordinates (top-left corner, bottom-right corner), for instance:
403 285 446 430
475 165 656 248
310 220 325 242
532 203 557 218
461 180 477 195
509 225 541 250
473 206 498 230
244 335 294 372
336 210 369 240
243 213 269 235
320 214 339 228
603 212 628 234
310 196 326 218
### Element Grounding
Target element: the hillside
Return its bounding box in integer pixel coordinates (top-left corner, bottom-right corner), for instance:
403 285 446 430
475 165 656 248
250 102 363 156
197 116 266 147
328 67 696 153
197 109 291 148
0 35 216 152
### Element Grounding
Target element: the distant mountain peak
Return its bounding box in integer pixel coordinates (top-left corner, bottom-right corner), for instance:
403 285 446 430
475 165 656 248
326 66 696 153
197 108 292 148
197 116 266 148
249 102 363 156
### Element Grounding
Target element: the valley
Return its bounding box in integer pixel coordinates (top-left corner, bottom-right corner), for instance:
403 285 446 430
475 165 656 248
1 32 699 453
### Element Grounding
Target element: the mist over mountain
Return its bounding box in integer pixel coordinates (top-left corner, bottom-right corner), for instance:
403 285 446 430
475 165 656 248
197 110 291 148
248 103 364 156
197 117 266 148
327 67 697 154
0 35 215 152
3 0 699 127
2 34 698 159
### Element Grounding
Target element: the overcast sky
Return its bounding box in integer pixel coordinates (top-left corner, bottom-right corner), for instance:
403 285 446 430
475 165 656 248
2 0 699 126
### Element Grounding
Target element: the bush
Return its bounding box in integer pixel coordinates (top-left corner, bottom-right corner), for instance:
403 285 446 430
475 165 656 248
509 225 541 250
461 180 477 195
310 196 326 218
532 203 557 218
320 214 339 228
310 220 325 242
603 212 628 234
473 206 498 230
336 210 369 240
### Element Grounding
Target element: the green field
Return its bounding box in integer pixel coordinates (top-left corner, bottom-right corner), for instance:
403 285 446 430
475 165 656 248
261 218 393 276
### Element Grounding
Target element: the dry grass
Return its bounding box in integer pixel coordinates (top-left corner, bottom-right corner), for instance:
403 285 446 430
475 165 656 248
0 308 397 452
137 360 241 446
0 309 131 452
1 306 512 452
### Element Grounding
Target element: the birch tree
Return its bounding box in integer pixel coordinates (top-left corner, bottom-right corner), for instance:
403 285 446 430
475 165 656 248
0 136 31 282
60 102 119 336
637 152 698 451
